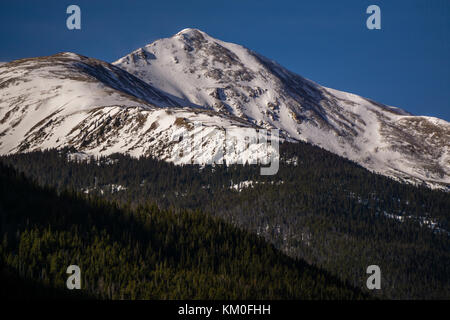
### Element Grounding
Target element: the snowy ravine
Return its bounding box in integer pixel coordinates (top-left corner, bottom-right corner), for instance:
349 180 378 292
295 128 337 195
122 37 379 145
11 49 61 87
0 28 449 188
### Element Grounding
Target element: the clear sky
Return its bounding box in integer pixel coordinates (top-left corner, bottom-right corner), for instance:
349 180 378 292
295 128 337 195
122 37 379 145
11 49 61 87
1 0 449 120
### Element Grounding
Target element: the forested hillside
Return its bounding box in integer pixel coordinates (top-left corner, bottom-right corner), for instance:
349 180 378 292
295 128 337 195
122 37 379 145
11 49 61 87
0 162 364 299
1 141 449 299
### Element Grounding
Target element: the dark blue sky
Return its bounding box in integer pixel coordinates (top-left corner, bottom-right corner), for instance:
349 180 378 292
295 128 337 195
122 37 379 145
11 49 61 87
1 0 449 120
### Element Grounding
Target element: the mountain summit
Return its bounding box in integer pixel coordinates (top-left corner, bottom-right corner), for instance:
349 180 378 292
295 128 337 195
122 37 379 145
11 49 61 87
113 28 450 188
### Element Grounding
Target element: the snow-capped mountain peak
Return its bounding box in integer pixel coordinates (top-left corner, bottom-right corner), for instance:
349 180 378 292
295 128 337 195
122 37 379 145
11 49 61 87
0 29 448 188
113 28 449 188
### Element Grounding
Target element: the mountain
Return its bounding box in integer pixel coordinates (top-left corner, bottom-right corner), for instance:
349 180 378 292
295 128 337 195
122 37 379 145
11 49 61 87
114 28 450 188
0 52 275 164
0 29 448 188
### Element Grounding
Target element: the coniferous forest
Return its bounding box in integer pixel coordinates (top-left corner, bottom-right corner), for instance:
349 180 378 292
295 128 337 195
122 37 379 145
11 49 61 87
1 141 449 299
0 161 364 299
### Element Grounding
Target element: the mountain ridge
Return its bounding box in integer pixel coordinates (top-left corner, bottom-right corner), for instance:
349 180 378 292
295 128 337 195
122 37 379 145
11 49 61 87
0 52 276 165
